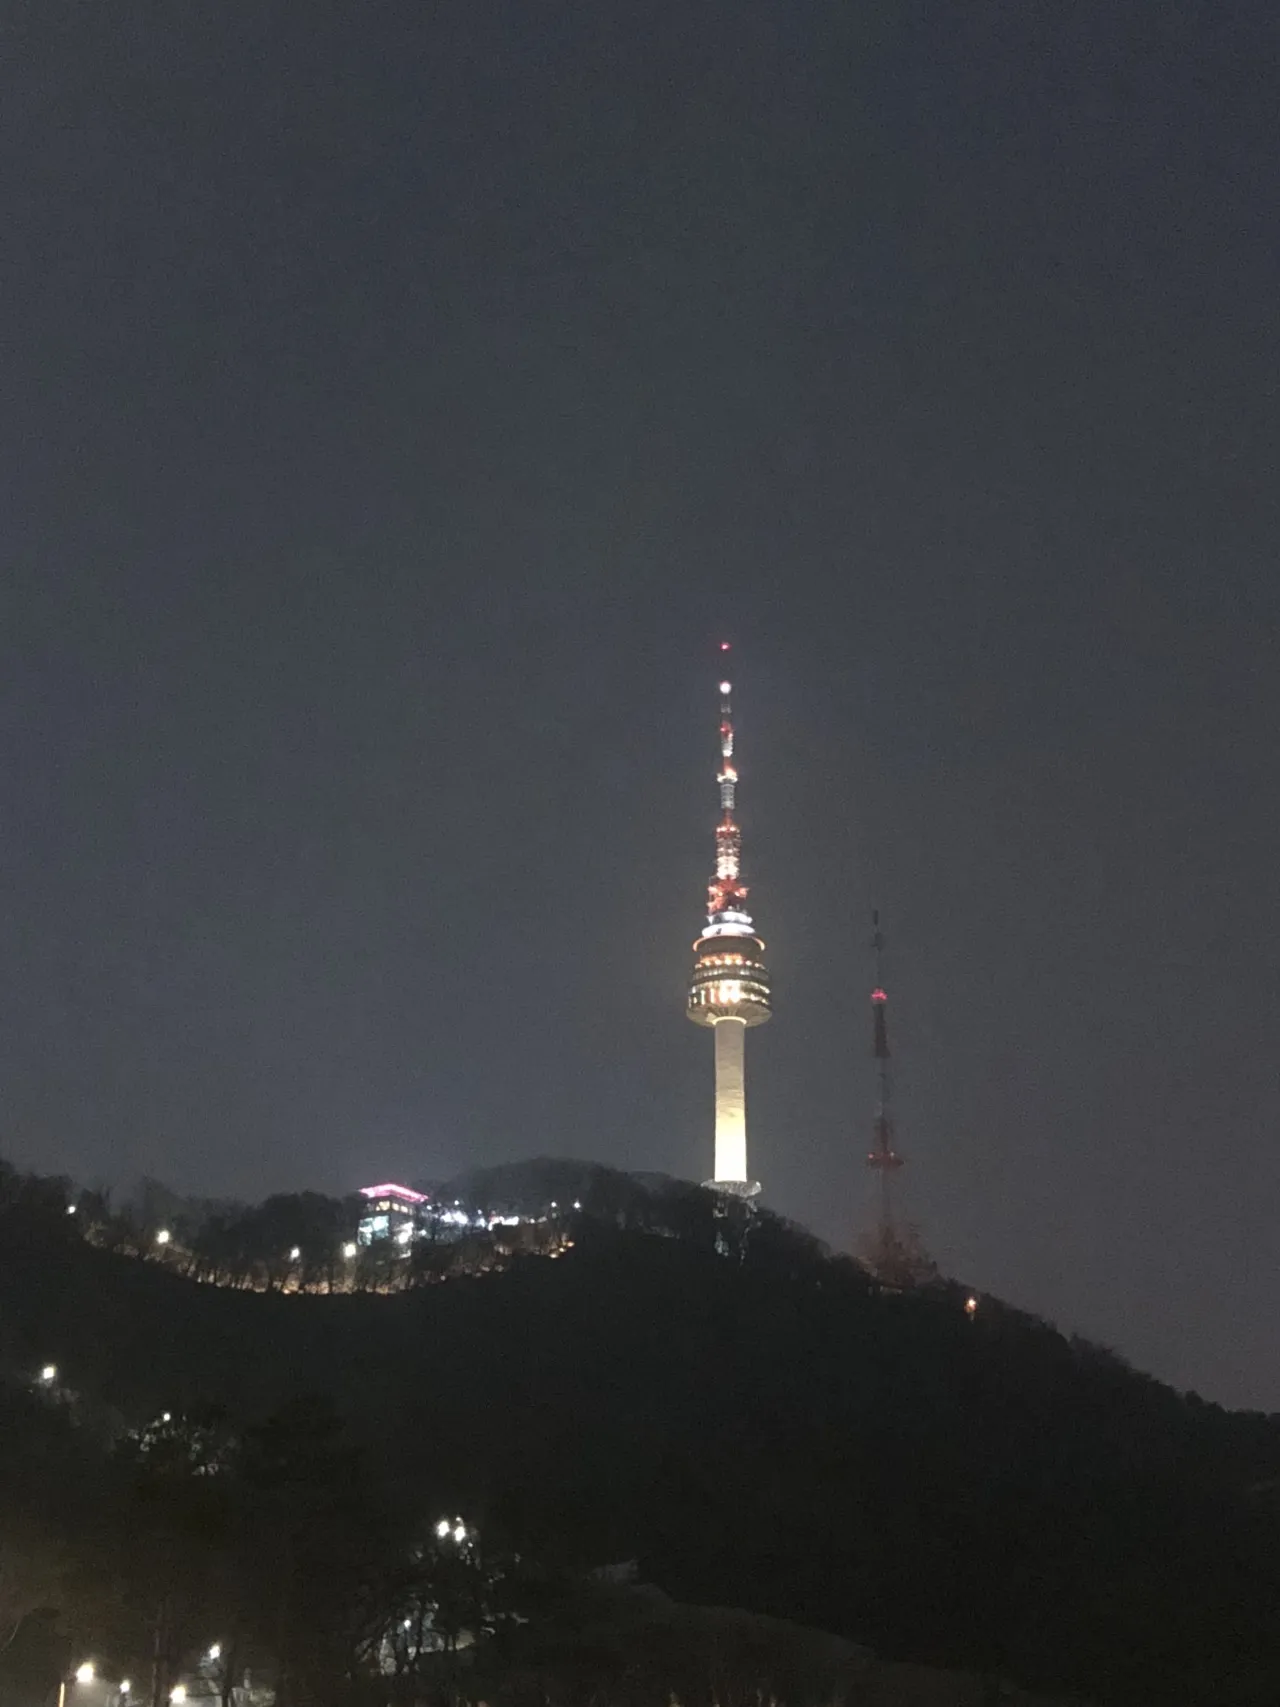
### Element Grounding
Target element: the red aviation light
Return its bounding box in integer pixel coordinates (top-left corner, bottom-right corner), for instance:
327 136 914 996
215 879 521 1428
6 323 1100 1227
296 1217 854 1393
720 641 731 651
871 987 888 1003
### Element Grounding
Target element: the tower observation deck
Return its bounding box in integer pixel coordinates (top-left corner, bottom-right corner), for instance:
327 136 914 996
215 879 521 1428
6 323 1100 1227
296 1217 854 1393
687 648 771 1196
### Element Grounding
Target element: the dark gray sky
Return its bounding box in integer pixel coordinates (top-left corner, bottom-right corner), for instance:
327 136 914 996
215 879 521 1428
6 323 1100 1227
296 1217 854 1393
3 1 1278 1407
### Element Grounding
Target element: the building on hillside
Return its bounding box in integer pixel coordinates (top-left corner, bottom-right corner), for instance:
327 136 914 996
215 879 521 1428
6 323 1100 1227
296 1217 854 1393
357 1183 428 1246
358 1182 551 1248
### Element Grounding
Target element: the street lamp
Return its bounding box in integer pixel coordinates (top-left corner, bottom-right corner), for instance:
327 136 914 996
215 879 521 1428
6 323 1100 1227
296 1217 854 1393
155 1229 171 1247
170 1686 187 1704
40 1364 57 1384
289 1246 301 1261
342 1242 357 1259
57 1662 95 1707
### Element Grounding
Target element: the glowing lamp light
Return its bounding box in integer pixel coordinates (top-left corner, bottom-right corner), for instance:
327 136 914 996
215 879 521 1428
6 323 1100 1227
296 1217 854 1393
121 1683 131 1696
965 1295 978 1318
871 988 888 1004
453 1523 467 1544
342 1242 357 1259
720 641 731 650
155 1228 171 1246
435 1518 451 1538
170 1687 187 1704
40 1364 57 1384
206 1645 220 1663
75 1665 96 1685
67 1203 77 1214
289 1246 301 1260
719 680 732 695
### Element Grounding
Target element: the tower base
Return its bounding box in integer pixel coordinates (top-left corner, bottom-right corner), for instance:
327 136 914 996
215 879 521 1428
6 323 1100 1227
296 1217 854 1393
702 1177 761 1199
857 1219 937 1291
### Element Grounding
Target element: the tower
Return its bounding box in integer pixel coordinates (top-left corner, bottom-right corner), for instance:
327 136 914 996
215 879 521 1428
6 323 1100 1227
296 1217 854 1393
858 913 935 1287
687 647 771 1196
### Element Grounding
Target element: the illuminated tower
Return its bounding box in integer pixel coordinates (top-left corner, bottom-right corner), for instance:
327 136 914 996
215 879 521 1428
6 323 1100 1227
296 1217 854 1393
859 913 935 1288
687 647 771 1196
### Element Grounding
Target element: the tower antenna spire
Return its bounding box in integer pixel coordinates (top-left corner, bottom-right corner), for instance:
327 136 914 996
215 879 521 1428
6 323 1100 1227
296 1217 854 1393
687 644 772 1197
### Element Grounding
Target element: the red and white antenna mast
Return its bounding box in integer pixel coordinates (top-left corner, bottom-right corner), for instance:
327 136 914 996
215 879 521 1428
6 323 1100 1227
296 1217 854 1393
867 910 903 1186
859 912 935 1289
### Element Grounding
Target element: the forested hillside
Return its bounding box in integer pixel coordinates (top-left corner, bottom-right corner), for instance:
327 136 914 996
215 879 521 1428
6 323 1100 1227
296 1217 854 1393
2 1159 1278 1706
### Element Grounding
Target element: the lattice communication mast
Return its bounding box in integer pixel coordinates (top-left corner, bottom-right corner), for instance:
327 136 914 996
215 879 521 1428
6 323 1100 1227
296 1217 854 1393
858 912 935 1287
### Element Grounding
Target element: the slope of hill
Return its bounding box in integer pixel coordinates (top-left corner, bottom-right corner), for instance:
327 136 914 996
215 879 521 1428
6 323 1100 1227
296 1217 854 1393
2 1162 1279 1705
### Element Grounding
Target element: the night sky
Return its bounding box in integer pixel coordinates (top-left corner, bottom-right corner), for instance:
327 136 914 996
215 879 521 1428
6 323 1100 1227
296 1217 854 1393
3 2 1278 1408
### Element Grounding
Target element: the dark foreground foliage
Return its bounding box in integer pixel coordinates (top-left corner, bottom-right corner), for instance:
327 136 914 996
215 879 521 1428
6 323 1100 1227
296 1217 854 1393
1 1157 1279 1706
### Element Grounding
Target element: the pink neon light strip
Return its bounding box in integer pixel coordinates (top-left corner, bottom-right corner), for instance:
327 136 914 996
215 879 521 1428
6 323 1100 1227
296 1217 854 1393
359 1183 428 1204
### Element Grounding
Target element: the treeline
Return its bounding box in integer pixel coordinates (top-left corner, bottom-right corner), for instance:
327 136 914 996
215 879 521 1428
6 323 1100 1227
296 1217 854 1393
0 1381 495 1707
6 1156 818 1295
8 1376 829 1707
6 1155 1280 1704
0 1373 1059 1707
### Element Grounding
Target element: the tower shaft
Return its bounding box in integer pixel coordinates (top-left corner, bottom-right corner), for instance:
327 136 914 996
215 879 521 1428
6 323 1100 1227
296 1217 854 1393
713 1017 748 1185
